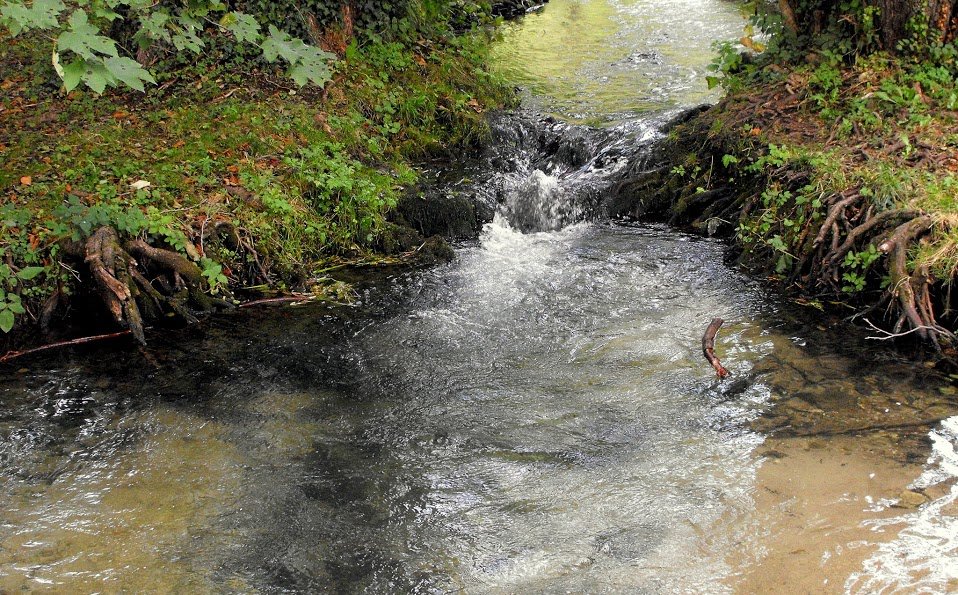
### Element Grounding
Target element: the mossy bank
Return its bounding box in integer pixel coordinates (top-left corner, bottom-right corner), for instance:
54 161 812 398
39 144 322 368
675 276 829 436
611 51 958 358
0 5 518 352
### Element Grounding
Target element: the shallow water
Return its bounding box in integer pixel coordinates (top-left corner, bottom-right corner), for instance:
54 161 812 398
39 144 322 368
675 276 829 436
2 0 958 592
491 0 748 124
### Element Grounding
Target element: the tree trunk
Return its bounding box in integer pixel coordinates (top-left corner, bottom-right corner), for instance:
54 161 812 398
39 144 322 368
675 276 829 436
782 0 958 52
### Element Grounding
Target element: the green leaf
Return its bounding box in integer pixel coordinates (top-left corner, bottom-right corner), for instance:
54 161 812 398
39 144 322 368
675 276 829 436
171 26 204 53
82 59 112 93
0 308 14 333
61 57 85 90
776 255 788 274
261 25 333 87
134 10 171 48
7 299 25 315
221 11 260 44
57 10 118 60
104 55 154 91
16 266 44 280
0 0 65 36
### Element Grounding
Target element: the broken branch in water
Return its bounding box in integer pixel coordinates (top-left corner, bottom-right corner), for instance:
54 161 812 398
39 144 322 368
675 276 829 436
0 330 135 364
702 318 730 379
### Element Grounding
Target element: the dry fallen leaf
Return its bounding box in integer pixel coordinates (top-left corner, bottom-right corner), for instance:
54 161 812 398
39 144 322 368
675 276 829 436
130 180 151 191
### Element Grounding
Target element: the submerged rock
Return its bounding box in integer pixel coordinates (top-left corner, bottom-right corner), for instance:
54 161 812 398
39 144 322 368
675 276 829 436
895 490 930 509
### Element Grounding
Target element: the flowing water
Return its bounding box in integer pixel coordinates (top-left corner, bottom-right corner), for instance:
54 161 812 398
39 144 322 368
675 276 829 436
3 1 958 593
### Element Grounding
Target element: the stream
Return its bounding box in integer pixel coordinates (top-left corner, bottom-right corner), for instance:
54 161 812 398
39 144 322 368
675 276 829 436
3 1 958 593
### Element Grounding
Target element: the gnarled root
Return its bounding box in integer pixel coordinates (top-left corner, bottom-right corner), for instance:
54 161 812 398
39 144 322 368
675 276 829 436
85 226 147 344
127 238 214 314
79 226 220 344
213 221 270 284
878 216 953 347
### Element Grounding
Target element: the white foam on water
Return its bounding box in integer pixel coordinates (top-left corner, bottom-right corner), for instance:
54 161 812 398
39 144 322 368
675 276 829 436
846 416 958 593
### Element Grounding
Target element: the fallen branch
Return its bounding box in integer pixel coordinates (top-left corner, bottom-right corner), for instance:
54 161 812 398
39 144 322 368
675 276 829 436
238 296 315 308
0 330 135 364
702 317 730 379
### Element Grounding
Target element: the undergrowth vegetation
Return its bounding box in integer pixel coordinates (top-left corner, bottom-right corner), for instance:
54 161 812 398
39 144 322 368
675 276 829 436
0 2 514 342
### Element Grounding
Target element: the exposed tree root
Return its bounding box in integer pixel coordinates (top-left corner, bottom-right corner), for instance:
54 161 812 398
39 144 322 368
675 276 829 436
85 226 146 344
877 216 944 345
610 111 958 349
71 226 221 344
813 192 859 249
823 208 919 273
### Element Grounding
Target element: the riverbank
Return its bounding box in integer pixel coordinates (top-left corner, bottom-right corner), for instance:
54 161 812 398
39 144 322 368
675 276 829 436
0 17 516 352
610 52 958 357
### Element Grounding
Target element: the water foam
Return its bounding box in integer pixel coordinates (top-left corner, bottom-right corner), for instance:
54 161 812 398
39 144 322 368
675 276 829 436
846 416 958 593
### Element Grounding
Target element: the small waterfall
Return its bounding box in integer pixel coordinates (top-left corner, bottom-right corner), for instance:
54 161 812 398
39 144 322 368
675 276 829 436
468 111 666 233
501 170 575 232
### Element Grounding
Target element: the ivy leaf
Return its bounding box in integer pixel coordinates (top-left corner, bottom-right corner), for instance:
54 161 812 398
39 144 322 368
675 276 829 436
0 0 65 36
57 10 118 60
103 55 155 91
220 11 260 44
0 308 14 333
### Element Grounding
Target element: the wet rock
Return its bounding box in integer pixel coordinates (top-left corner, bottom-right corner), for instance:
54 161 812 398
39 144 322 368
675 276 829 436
492 0 549 19
894 489 930 509
375 222 423 255
394 192 480 239
414 236 455 265
782 397 824 415
761 448 787 459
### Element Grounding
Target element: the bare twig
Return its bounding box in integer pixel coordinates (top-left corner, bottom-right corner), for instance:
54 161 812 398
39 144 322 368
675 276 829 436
862 317 955 341
238 296 315 308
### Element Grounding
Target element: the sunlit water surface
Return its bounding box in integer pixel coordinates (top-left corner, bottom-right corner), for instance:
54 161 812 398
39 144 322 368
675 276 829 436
491 0 748 124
